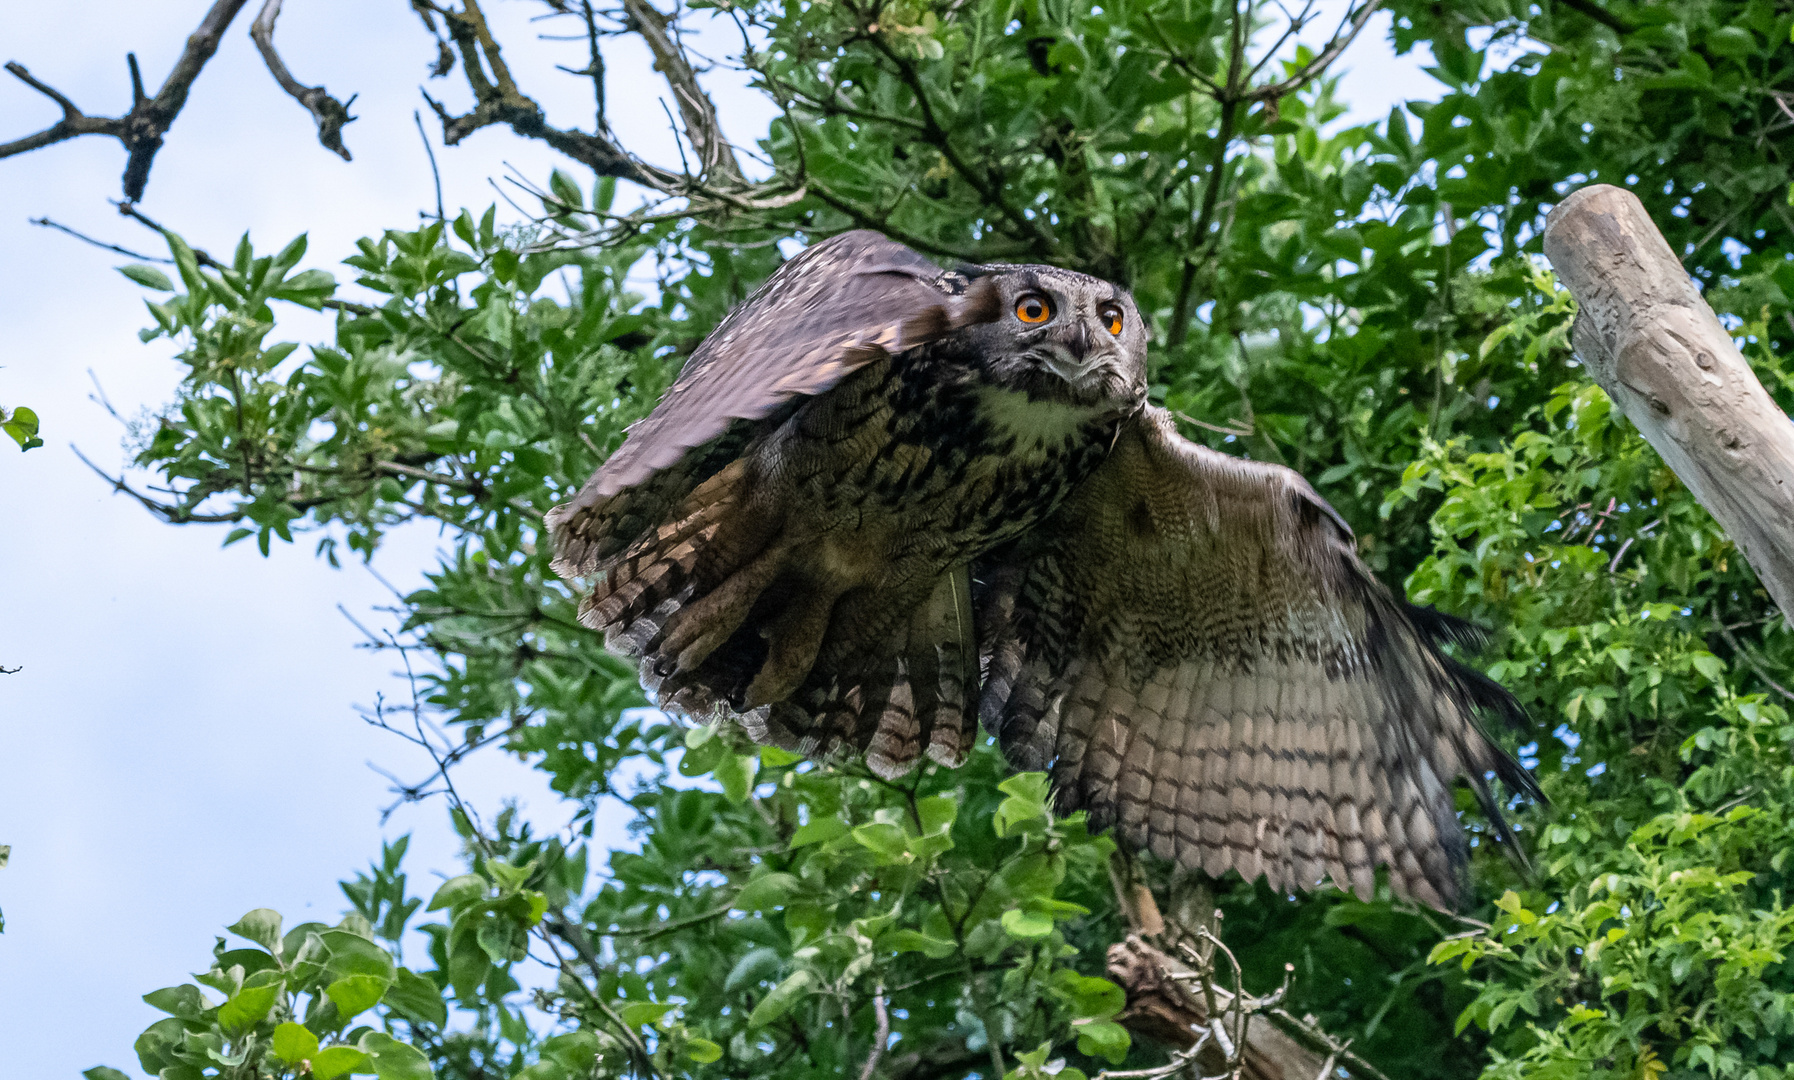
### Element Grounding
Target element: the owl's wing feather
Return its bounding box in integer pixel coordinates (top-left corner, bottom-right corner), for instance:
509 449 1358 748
559 228 996 510
977 407 1538 910
550 231 998 578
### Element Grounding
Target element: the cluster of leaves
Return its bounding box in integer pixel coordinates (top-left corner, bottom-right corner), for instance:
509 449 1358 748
90 902 438 1080
1393 275 1794 1078
73 0 1794 1078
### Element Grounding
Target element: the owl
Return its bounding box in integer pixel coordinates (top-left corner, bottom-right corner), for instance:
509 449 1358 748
548 231 1538 910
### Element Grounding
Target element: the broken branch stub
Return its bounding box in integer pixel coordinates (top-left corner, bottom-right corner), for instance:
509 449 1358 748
1543 183 1794 616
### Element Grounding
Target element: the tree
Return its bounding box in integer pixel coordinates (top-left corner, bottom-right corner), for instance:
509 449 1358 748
10 1 1794 1077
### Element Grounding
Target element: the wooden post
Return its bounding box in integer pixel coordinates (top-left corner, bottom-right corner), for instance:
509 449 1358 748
1542 184 1794 616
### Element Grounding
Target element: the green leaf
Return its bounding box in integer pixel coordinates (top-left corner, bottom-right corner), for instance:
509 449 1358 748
852 821 911 862
725 946 784 992
327 973 390 1019
789 816 849 848
747 969 815 1027
715 751 760 804
143 984 211 1019
687 1037 723 1063
270 1022 320 1065
311 1046 374 1080
426 874 486 911
734 873 798 913
218 970 283 1031
1074 1019 1131 1065
994 772 1052 837
916 793 958 835
541 1032 600 1071
548 168 585 210
227 908 284 952
621 1001 677 1029
878 928 957 959
82 1069 131 1080
119 264 175 291
383 968 448 1028
1001 908 1055 938
1055 972 1126 1019
1707 26 1757 57
759 745 804 767
358 1032 434 1080
3 405 43 451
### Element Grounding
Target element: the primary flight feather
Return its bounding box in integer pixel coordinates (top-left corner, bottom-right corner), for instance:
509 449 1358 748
548 230 1538 910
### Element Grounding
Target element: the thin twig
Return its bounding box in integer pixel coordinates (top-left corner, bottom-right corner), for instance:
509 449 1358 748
29 217 171 263
1313 1038 1348 1080
414 110 445 222
1244 0 1384 102
621 0 742 182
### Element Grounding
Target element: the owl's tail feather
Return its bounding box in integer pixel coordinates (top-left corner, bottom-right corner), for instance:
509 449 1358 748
749 567 978 779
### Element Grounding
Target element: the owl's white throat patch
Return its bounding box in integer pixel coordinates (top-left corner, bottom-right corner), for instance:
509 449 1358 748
977 386 1100 452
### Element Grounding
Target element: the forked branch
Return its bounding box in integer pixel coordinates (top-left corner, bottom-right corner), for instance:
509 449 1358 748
2 0 252 199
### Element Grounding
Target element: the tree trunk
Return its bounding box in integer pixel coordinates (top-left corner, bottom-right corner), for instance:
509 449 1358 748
1542 184 1794 615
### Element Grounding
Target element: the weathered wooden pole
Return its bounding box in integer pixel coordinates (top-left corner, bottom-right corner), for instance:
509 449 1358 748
1542 184 1794 616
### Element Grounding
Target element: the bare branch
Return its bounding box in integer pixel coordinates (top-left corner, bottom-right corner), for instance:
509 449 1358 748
414 110 445 221
425 0 679 186
620 0 743 182
29 216 171 263
71 444 247 525
250 0 357 160
112 201 229 269
1244 0 1384 103
124 0 255 199
0 62 124 158
2 0 252 199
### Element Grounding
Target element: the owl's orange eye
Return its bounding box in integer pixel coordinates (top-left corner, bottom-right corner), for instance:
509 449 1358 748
1100 304 1124 336
1014 294 1053 324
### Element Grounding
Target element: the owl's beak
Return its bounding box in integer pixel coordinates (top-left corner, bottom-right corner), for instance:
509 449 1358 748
1040 319 1110 386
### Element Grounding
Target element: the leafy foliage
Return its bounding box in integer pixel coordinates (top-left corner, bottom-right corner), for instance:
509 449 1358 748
71 0 1794 1078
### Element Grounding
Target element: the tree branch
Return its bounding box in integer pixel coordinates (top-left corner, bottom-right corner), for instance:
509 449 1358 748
424 0 682 186
620 0 743 183
0 62 124 158
1243 0 1384 103
2 0 252 199
250 0 356 160
1543 184 1794 616
29 216 170 263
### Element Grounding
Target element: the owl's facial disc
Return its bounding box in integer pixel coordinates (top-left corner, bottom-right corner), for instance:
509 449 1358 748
986 271 1145 409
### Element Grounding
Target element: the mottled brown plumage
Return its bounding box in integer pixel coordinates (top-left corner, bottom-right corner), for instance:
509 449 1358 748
549 230 1537 909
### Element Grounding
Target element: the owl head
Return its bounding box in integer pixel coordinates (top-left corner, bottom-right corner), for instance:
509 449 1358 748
950 263 1148 412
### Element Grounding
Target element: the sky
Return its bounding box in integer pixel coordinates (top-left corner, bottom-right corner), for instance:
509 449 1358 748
0 3 1448 1075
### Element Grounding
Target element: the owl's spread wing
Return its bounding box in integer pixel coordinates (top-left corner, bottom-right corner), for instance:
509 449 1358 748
977 407 1537 909
569 229 995 496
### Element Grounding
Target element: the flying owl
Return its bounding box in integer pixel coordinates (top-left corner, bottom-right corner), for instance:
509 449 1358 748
548 231 1538 910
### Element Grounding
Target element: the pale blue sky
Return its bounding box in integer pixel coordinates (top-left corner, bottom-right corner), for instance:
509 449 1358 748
0 3 1441 1074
